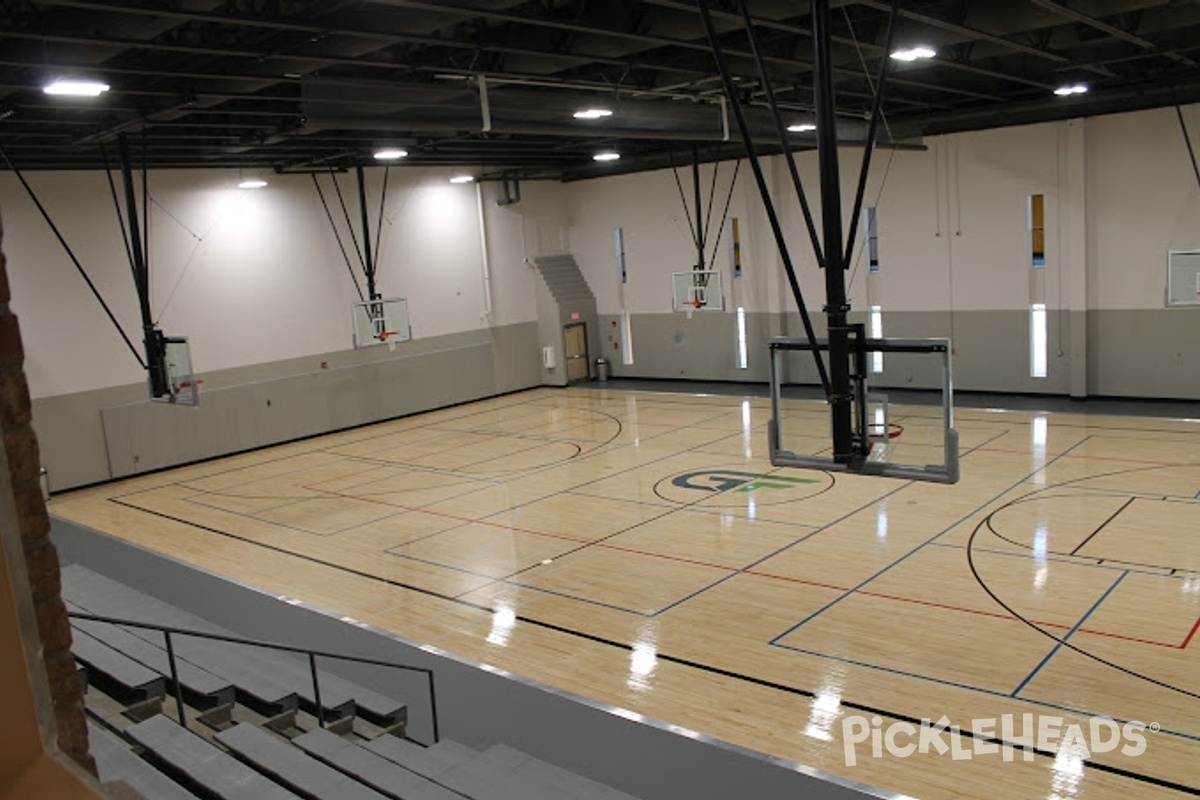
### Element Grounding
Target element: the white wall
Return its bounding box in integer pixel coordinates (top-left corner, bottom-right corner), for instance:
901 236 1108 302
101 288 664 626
1087 103 1200 311
568 121 1069 322
561 103 1200 396
1 167 541 399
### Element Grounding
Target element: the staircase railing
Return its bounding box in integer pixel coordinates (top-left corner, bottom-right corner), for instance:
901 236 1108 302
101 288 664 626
68 611 439 744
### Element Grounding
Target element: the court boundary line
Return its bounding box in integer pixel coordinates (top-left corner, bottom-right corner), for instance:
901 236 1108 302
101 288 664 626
1010 571 1128 696
102 488 1200 794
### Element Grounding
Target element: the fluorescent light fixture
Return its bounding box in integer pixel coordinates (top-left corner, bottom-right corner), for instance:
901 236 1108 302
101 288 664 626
449 175 475 183
593 151 621 162
573 107 613 120
787 123 817 133
890 46 936 62
374 148 408 160
238 178 268 189
43 79 110 97
1053 84 1088 96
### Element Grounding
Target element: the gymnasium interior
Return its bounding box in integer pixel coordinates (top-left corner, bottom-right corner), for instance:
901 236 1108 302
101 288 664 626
1 2 1199 799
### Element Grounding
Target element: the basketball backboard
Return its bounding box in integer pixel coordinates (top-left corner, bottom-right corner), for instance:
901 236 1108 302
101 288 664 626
672 270 725 312
768 337 959 483
150 336 199 406
1167 250 1200 306
353 297 410 347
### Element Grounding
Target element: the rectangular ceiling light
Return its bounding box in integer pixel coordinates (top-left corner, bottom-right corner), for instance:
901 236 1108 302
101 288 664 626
43 79 110 97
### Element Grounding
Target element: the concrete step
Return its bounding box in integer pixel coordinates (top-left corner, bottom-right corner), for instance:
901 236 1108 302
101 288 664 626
126 715 300 800
294 727 466 800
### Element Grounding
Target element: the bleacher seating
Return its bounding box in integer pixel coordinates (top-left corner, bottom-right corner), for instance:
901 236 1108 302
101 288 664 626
126 714 301 800
67 563 646 800
293 727 465 800
215 723 388 800
64 564 406 725
88 720 198 800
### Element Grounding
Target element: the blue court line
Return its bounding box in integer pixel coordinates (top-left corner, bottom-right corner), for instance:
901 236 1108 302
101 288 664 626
771 641 1200 744
767 435 1094 645
928 541 1186 580
653 480 914 617
386 544 702 617
1009 570 1128 697
958 428 1012 456
182 493 303 516
178 492 410 539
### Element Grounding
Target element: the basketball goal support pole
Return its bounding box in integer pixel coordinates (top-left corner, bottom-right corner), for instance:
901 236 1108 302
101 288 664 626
812 0 855 461
117 133 169 398
356 165 379 302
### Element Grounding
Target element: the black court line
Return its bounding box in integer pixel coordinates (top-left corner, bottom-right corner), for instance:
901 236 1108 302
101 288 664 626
1070 497 1136 556
99 390 1200 792
104 496 1200 795
984 484 1200 575
973 465 1200 703
89 389 573 499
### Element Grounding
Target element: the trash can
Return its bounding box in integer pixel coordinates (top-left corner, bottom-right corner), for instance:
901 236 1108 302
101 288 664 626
595 357 609 382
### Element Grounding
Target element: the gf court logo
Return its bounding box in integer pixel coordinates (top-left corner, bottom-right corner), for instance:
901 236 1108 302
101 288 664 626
653 467 832 506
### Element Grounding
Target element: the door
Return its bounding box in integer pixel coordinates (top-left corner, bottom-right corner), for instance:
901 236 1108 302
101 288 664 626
563 323 589 382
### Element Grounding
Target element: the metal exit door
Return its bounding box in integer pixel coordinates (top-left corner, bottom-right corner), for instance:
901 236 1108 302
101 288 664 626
564 322 589 383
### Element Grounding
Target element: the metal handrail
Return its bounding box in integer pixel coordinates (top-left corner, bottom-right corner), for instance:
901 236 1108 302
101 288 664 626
67 610 439 744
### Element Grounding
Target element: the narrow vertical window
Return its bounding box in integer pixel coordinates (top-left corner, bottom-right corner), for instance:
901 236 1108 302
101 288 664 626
869 305 883 373
1029 195 1047 378
615 228 633 364
1029 195 1045 268
866 207 880 274
614 227 627 284
1030 303 1047 378
621 310 634 365
736 307 748 369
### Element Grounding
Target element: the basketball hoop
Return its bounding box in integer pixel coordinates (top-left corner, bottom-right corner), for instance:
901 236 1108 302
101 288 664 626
687 298 704 309
377 330 399 342
867 423 904 440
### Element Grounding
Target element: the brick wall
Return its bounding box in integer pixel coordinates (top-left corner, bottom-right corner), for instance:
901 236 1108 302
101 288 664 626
0 218 93 772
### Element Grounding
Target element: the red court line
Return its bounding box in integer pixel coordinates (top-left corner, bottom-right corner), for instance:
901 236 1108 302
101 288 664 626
746 569 1192 650
305 486 1197 649
1180 616 1200 650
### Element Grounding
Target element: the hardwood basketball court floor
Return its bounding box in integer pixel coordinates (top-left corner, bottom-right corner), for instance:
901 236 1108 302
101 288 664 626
50 387 1200 799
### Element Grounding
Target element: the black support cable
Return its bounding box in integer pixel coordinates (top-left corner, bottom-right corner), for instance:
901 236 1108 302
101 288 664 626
1177 103 1200 193
356 165 376 300
843 0 899 269
668 150 699 255
374 164 390 272
692 147 705 268
0 144 145 368
118 135 153 333
736 0 826 271
330 168 366 270
141 127 149 282
702 153 721 261
98 142 138 289
706 159 742 271
310 174 365 302
696 0 830 394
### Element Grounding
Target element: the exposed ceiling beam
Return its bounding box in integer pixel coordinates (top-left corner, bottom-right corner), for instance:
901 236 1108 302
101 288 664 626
851 0 1070 63
1026 0 1195 66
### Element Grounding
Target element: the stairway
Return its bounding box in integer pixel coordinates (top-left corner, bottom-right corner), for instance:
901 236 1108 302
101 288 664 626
532 255 595 309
